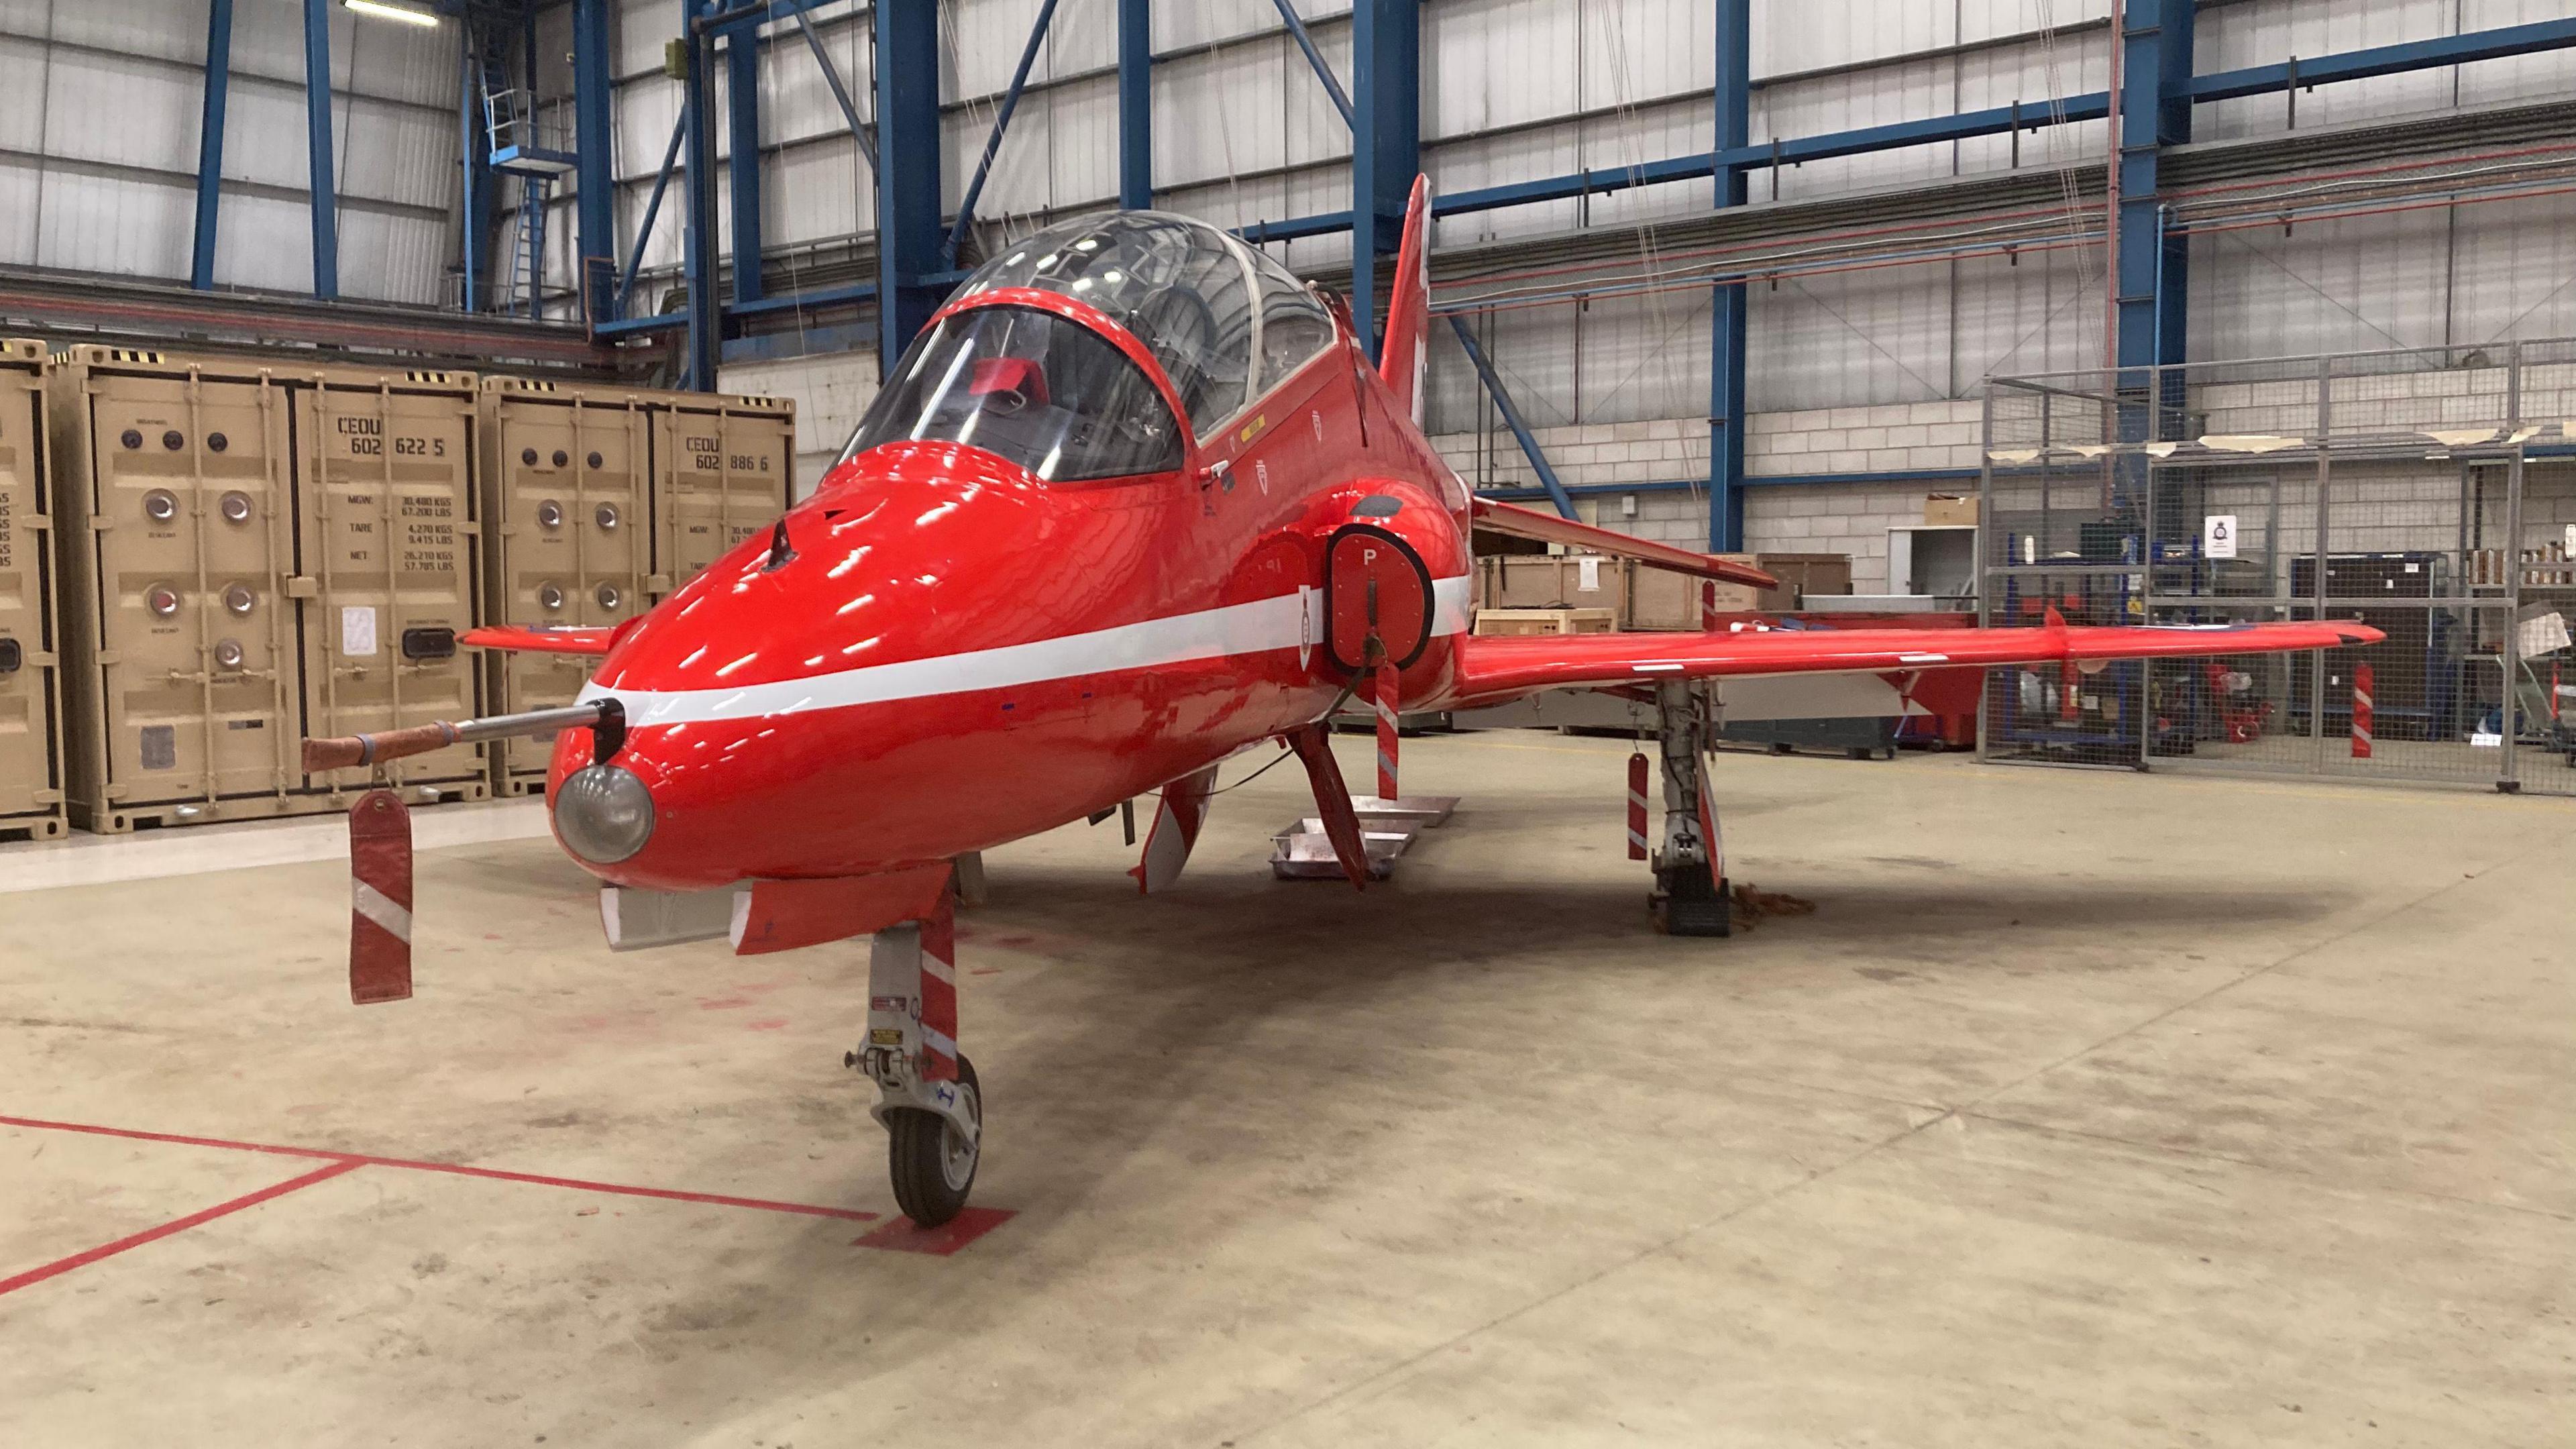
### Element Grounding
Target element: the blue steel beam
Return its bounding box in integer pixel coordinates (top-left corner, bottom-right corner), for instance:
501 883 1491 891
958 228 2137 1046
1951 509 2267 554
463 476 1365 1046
303 0 338 299
573 0 616 320
1348 0 1417 362
727 28 764 306
1447 315 1578 521
1708 0 1750 553
1269 0 1355 128
2182 17 2576 101
682 8 722 389
945 0 1062 267
191 0 233 292
1238 15 2572 245
875 0 946 374
614 109 689 319
1117 0 1150 208
2114 0 2193 372
792 7 875 170
458 32 487 311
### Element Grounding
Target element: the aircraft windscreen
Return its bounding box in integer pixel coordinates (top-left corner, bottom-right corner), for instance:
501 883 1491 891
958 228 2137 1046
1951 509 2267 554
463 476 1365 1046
839 305 1185 483
949 213 1262 435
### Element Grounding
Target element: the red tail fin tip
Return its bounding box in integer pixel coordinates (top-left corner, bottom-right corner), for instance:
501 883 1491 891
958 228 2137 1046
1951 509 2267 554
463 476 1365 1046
1377 174 1434 425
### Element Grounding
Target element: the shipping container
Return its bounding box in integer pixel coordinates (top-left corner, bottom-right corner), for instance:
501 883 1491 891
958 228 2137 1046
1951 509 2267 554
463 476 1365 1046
473 381 792 794
292 362 489 803
653 392 794 586
48 347 486 830
476 377 655 792
0 339 66 841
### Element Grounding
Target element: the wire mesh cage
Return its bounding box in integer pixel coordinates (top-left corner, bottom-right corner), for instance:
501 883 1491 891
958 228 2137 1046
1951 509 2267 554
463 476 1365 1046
1982 338 2576 795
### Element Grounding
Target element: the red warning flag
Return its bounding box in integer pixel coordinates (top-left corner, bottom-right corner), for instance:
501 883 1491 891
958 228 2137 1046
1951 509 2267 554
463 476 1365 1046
347 789 414 1004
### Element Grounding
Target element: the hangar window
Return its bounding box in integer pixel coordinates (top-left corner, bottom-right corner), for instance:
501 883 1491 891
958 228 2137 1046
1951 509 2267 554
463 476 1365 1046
841 305 1184 483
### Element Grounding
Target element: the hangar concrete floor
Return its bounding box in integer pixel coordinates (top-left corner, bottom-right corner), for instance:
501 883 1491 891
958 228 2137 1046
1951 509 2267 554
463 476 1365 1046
2 733 2569 1447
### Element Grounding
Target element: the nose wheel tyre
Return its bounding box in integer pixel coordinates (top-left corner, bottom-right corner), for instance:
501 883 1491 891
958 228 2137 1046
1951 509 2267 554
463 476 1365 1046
888 1054 980 1227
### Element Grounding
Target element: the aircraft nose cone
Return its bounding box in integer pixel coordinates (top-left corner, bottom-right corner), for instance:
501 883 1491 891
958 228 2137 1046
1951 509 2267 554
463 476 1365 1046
553 763 657 865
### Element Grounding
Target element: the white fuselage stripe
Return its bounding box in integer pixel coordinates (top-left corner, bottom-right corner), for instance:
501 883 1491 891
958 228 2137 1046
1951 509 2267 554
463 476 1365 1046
582 576 1474 727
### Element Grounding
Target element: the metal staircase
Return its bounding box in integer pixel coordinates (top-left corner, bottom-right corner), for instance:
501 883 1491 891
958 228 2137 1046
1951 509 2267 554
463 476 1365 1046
480 68 578 319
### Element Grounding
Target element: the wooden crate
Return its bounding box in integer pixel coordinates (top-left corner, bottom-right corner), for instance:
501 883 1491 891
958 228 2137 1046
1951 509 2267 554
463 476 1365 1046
1474 607 1618 637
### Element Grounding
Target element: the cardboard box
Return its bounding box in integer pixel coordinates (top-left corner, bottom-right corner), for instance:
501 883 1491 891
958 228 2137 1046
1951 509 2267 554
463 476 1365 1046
1481 554 1627 614
1697 553 1853 616
1474 608 1618 637
1924 493 1978 527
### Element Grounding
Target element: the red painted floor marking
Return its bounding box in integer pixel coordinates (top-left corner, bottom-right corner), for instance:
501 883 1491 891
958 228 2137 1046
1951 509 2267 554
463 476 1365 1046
0 1160 362 1299
851 1206 1016 1256
0 1114 877 1224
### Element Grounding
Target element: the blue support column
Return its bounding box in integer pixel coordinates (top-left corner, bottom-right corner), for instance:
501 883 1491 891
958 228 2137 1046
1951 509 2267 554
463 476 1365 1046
2116 0 2193 372
303 0 338 300
1348 0 1418 362
1708 0 1750 552
1117 0 1151 209
945 0 1061 266
1448 315 1578 520
573 0 616 320
191 0 233 291
726 27 764 307
682 11 723 390
875 0 945 375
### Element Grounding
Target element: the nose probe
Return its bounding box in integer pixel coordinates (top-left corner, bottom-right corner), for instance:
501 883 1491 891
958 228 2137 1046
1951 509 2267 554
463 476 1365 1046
302 701 625 773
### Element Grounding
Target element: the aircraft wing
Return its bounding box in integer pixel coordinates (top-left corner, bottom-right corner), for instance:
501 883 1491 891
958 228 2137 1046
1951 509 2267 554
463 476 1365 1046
1444 612 2384 710
458 624 619 657
1469 498 1778 588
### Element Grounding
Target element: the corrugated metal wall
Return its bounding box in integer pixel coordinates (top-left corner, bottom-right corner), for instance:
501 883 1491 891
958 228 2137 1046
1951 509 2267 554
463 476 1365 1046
0 0 459 305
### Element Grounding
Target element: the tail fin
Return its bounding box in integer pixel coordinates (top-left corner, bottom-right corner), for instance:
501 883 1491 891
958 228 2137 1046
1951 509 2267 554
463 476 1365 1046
1376 174 1432 425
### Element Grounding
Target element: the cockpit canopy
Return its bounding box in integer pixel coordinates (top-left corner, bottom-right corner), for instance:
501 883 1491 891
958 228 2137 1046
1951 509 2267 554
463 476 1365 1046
839 211 1338 484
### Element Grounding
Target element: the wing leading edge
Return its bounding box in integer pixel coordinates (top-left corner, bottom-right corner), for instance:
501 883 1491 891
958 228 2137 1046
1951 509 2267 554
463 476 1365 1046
458 625 619 657
1444 612 2386 710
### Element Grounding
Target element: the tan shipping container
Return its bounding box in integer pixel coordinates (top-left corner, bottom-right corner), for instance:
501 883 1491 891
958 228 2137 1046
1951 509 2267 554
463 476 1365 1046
654 392 794 585
478 377 655 792
0 339 67 841
294 362 489 804
473 381 791 794
49 347 486 831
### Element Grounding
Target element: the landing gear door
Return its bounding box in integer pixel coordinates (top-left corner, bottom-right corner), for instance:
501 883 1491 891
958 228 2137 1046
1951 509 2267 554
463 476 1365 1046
1325 524 1434 675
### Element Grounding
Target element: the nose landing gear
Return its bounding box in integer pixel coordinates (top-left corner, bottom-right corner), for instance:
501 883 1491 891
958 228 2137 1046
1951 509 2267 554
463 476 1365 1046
852 890 983 1226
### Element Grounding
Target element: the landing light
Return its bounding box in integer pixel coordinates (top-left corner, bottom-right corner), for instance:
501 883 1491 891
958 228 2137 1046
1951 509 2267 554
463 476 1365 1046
343 0 441 27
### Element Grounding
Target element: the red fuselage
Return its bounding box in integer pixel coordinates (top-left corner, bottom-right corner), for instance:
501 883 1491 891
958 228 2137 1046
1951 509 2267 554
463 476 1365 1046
549 288 1471 891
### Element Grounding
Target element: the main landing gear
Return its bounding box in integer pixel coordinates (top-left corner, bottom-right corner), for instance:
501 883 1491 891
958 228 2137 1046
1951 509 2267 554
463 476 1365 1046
1647 680 1731 938
851 885 983 1226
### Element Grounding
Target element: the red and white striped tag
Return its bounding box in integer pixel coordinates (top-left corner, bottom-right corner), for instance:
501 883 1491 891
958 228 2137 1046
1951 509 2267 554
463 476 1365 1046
1626 751 1650 860
1375 659 1401 802
2351 663 2374 759
347 789 413 1005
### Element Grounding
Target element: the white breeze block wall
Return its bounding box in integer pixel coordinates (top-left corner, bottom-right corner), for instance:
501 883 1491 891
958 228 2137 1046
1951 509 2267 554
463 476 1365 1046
1742 481 1937 594
1432 400 1984 592
718 350 883 498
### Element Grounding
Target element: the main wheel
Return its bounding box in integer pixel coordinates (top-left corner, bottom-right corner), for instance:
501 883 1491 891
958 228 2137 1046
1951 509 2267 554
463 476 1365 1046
1654 865 1733 938
888 1054 981 1227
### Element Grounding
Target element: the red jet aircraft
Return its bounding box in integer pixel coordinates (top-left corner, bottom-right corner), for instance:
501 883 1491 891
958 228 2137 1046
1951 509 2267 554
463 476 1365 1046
305 180 2382 1227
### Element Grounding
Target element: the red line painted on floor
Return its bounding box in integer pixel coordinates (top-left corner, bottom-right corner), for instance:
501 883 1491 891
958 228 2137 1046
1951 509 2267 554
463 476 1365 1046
0 1114 877 1224
0 1160 362 1299
851 1206 1017 1256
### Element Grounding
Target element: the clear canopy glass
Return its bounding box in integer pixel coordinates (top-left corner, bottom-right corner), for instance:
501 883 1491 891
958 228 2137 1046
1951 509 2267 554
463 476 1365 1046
951 211 1336 435
838 305 1184 482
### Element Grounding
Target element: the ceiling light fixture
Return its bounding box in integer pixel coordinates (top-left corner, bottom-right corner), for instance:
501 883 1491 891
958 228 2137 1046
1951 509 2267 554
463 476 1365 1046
343 0 442 28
